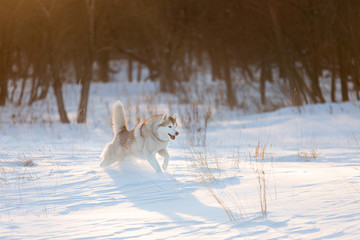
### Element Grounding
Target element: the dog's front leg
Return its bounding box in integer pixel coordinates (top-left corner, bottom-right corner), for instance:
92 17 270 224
146 153 162 173
158 149 169 171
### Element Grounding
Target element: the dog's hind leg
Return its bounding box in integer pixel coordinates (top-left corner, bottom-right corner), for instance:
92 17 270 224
146 153 162 173
158 149 169 171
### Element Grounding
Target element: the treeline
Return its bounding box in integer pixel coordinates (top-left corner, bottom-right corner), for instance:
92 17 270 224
0 0 360 123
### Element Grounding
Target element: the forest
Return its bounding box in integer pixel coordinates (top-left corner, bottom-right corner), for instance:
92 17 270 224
1 0 360 123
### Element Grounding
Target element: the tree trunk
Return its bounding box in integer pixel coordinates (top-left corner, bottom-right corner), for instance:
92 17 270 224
77 0 95 123
77 60 92 123
260 57 267 106
0 40 9 106
339 71 349 102
136 62 142 82
337 44 349 102
306 0 325 104
309 57 325 103
52 69 70 123
77 81 91 123
28 78 38 106
29 64 51 104
331 72 337 103
39 84 50 101
268 0 303 106
335 2 349 102
97 51 109 82
311 76 325 103
128 57 133 82
0 77 7 106
351 59 360 100
17 78 26 105
159 56 174 93
209 51 220 82
223 54 238 108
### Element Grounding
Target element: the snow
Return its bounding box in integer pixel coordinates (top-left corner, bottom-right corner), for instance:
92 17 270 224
1 80 360 239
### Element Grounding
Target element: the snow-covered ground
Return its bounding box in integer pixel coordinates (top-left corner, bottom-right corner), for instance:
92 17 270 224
1 80 360 239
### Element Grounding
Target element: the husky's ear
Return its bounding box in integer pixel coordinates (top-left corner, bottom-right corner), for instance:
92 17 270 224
173 113 178 120
163 113 168 120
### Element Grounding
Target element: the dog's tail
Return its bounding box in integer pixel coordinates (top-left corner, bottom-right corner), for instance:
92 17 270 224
112 100 127 134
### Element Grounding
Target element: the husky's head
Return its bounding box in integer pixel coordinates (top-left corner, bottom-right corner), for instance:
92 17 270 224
157 113 179 141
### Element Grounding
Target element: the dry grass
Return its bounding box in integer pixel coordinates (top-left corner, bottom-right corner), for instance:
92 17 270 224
182 103 276 220
248 141 274 217
188 141 276 220
178 103 213 147
298 149 319 161
207 187 236 222
181 104 240 221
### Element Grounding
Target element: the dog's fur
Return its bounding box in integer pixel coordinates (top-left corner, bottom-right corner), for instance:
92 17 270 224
100 100 179 172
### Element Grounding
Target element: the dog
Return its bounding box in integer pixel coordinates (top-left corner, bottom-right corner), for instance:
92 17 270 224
100 100 179 172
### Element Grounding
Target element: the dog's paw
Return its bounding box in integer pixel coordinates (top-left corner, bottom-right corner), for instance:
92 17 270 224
100 158 116 167
100 161 108 167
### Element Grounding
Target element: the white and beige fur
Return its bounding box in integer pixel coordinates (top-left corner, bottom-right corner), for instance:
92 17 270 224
100 100 179 172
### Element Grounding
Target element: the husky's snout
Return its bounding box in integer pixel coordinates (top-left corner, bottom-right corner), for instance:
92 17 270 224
168 131 179 140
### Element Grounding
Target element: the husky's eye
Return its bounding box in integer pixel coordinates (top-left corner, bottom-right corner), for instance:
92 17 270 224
168 126 172 128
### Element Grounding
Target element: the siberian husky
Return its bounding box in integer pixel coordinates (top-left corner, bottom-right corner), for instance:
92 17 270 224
100 100 179 172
